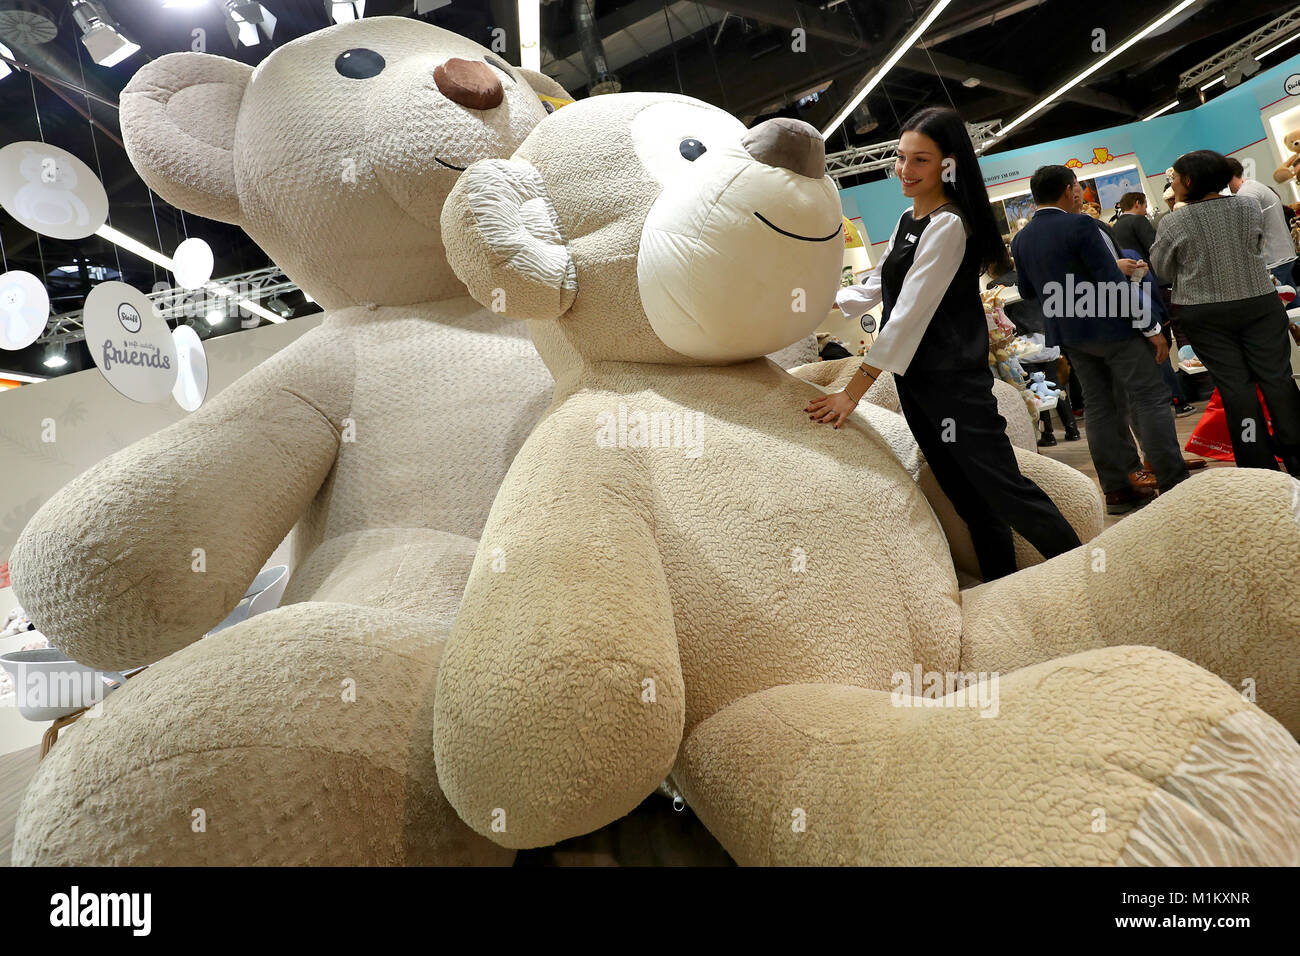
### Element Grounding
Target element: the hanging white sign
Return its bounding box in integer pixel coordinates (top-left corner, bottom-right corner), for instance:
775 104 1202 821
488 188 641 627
83 281 177 404
0 141 109 241
0 270 50 350
171 323 208 412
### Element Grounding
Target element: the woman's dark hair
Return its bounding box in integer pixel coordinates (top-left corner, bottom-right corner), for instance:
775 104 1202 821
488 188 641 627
901 106 1010 273
1172 150 1232 199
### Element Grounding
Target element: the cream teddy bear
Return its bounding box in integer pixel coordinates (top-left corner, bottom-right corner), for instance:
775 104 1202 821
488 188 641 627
11 17 569 866
1273 128 1300 184
434 92 1300 864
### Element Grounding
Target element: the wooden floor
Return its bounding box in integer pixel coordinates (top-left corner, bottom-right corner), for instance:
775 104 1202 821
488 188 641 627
0 400 1234 867
1035 400 1229 528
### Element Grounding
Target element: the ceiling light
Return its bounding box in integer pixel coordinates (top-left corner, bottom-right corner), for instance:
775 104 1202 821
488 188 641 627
992 0 1197 142
222 1 276 48
1200 75 1225 91
163 1 209 7
517 0 540 72
71 1 140 67
205 308 226 326
1256 31 1300 61
268 295 291 316
43 341 66 368
238 298 286 324
822 0 952 138
0 370 48 383
1142 100 1179 121
961 77 980 88
327 1 364 24
96 224 174 270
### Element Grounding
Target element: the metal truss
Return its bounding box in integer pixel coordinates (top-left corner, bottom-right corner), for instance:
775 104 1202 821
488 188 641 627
825 120 1003 181
37 266 304 345
1179 5 1300 91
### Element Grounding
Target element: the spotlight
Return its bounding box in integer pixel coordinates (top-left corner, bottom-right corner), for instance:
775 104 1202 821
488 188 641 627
327 1 365 24
43 341 66 368
268 295 291 317
205 308 226 326
222 1 276 48
71 1 140 67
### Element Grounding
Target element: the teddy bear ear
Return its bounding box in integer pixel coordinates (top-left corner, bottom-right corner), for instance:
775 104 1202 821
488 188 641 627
440 158 577 321
516 68 574 114
119 52 253 225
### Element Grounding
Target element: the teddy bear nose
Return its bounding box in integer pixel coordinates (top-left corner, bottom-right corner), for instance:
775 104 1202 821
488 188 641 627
433 57 504 110
741 118 826 179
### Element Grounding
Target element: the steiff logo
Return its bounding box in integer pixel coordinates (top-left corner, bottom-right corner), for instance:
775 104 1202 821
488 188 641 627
1287 73 1300 96
49 886 151 936
116 302 142 334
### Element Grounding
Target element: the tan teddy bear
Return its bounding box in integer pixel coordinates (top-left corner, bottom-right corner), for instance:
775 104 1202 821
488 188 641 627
10 17 568 866
1273 128 1300 184
434 92 1300 864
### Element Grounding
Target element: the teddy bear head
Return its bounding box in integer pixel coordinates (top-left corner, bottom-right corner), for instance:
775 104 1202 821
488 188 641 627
119 16 568 310
440 92 843 372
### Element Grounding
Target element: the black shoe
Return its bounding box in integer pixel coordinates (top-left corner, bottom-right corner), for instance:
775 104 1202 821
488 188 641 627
1063 427 1081 441
1174 403 1198 417
1038 433 1057 447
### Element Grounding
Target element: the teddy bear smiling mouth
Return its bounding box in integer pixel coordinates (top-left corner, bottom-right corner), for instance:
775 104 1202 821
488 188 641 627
752 210 841 242
435 157 468 171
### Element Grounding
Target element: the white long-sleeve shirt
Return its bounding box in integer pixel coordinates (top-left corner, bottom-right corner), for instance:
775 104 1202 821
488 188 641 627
835 208 969 375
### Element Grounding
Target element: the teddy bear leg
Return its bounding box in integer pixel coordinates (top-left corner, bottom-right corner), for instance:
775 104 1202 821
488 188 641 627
961 469 1300 734
674 646 1300 866
12 601 510 866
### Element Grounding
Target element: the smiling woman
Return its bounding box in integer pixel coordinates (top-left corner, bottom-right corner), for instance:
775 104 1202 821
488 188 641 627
810 106 1083 583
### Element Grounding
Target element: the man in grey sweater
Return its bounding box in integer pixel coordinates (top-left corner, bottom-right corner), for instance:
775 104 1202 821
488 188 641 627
1228 158 1298 287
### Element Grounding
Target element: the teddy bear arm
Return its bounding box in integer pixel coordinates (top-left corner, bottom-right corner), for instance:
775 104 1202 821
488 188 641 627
8 328 353 670
674 647 1300 865
433 443 686 849
960 469 1300 735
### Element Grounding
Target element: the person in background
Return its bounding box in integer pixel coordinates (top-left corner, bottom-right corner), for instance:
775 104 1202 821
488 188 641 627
812 107 1081 581
1112 192 1156 263
1227 158 1298 288
1152 150 1300 475
1013 164 1189 515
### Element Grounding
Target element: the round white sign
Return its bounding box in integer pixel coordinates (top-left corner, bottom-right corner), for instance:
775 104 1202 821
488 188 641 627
83 281 178 404
1287 73 1300 96
171 324 209 412
0 270 50 350
0 142 109 241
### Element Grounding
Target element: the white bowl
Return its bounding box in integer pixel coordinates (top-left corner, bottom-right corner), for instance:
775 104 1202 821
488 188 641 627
0 649 125 722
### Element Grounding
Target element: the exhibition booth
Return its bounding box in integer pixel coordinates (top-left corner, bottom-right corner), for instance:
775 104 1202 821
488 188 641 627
1 4 1299 878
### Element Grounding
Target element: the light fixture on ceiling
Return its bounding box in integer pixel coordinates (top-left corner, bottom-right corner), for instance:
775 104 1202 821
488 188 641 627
222 1 276 48
268 295 291 316
71 1 140 67
517 0 540 72
327 1 364 24
1142 99 1179 121
1224 55 1261 89
961 76 980 88
990 0 1197 143
822 0 952 139
205 308 226 326
162 1 209 7
43 340 66 368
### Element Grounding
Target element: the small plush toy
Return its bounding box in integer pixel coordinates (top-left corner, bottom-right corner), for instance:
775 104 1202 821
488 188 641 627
1274 128 1300 184
1027 370 1059 402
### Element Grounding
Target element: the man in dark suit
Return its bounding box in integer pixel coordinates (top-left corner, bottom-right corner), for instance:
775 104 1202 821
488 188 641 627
1012 165 1189 514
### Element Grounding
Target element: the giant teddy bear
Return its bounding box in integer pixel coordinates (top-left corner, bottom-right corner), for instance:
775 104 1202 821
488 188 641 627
9 18 570 865
433 91 1300 865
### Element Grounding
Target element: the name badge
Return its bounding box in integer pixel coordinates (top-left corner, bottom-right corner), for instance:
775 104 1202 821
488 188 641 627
905 233 917 243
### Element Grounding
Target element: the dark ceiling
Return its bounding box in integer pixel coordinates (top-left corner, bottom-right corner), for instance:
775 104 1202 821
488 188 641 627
0 0 1294 380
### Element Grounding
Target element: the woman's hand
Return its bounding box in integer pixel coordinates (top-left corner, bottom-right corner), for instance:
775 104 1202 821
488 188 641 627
805 390 859 429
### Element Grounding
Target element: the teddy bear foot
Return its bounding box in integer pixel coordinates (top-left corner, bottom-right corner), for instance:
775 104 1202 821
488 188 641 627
674 646 1300 866
12 601 511 866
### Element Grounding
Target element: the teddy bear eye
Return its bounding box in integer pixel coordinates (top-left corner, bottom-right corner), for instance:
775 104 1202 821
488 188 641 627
484 56 516 83
336 48 386 80
679 139 707 161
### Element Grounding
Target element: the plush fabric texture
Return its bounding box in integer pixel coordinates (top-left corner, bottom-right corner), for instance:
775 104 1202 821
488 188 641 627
435 90 1300 864
788 357 1097 582
10 18 565 867
676 647 1300 866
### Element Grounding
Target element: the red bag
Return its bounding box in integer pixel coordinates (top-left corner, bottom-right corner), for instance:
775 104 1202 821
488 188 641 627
1185 386 1283 463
